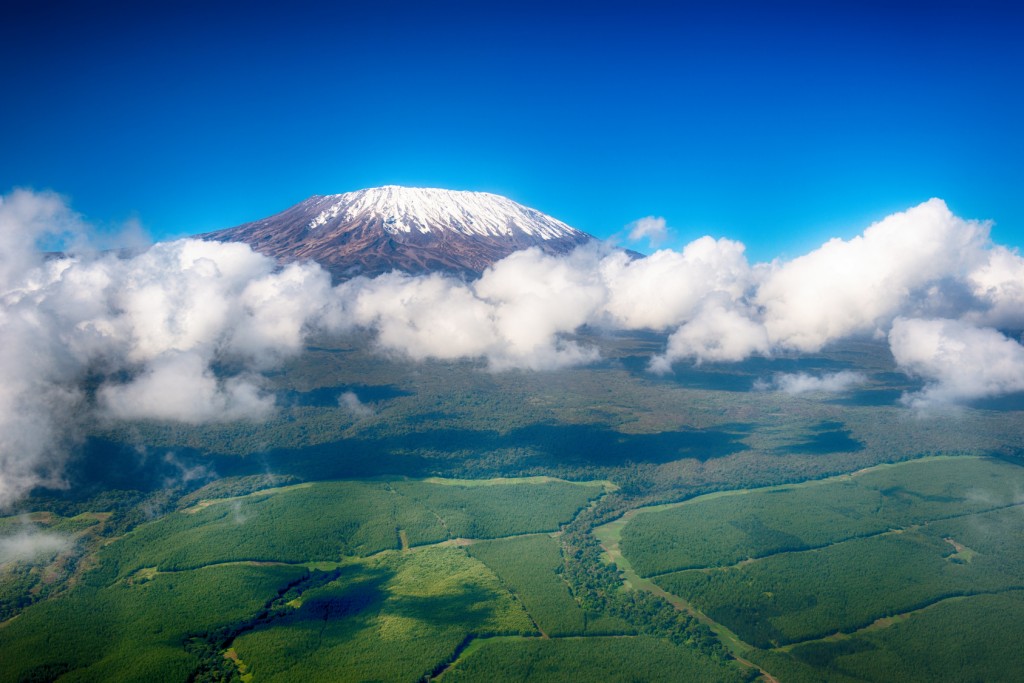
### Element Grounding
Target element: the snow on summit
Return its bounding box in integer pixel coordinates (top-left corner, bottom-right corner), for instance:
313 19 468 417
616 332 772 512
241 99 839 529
306 186 583 239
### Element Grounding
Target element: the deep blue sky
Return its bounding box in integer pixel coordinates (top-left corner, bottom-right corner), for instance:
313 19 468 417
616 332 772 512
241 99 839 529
2 0 1022 261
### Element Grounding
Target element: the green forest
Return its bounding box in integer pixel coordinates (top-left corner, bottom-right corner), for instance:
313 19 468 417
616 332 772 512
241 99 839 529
2 335 1024 682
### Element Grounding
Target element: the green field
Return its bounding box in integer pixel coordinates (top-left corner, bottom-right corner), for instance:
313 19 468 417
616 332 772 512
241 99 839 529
619 456 1024 577
467 534 632 636
782 590 1024 683
0 476 608 682
91 477 603 581
232 547 536 682
605 456 1024 675
442 635 750 682
0 563 310 682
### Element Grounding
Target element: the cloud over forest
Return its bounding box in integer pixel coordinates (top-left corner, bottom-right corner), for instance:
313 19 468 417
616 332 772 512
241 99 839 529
2 190 1024 506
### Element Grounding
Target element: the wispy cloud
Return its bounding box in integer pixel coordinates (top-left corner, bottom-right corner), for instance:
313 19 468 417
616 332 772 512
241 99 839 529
339 391 374 418
754 371 868 395
626 215 670 246
0 526 70 564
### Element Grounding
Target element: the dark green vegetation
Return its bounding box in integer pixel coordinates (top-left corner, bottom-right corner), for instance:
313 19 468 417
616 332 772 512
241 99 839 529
621 457 1024 576
0 563 310 682
0 511 104 620
783 590 1024 683
443 635 748 682
3 333 1024 681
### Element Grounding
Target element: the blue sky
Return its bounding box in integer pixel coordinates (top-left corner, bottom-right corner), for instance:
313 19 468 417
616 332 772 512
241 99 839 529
2 0 1022 261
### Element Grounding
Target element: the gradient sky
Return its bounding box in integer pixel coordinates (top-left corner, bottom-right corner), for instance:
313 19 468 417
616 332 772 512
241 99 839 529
2 0 1022 261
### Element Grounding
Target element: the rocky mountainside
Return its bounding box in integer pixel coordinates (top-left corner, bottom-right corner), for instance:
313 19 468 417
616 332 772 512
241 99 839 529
201 186 595 279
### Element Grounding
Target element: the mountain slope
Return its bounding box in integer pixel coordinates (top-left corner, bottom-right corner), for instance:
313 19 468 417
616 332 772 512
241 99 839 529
201 186 595 279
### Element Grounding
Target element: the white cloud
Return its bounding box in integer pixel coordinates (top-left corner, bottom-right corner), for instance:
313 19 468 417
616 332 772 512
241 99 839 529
339 391 374 418
627 216 669 245
889 317 1024 408
339 271 499 361
966 245 1024 327
98 352 275 424
600 237 753 330
0 192 345 506
475 247 606 369
756 370 868 395
0 189 84 286
337 248 607 370
757 199 990 352
0 529 70 565
651 298 770 370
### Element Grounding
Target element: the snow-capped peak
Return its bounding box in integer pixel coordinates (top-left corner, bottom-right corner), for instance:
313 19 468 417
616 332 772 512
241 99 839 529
304 186 583 240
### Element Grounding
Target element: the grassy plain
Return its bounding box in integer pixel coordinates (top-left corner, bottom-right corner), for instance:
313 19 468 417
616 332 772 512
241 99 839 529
782 590 1024 682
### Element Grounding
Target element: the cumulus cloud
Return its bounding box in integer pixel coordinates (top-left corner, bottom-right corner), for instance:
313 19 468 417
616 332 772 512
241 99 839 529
0 192 92 506
0 192 342 506
757 199 990 352
627 216 669 245
474 248 606 369
337 248 607 371
335 240 757 370
0 189 84 284
651 298 769 370
755 370 868 395
966 245 1024 327
340 272 500 361
889 318 1024 408
600 237 753 330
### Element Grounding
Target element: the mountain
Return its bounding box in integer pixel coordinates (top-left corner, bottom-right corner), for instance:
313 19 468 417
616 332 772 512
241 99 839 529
201 186 595 279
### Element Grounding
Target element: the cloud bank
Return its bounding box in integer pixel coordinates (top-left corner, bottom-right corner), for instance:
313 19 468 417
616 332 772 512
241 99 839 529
2 189 1024 506
0 192 344 506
